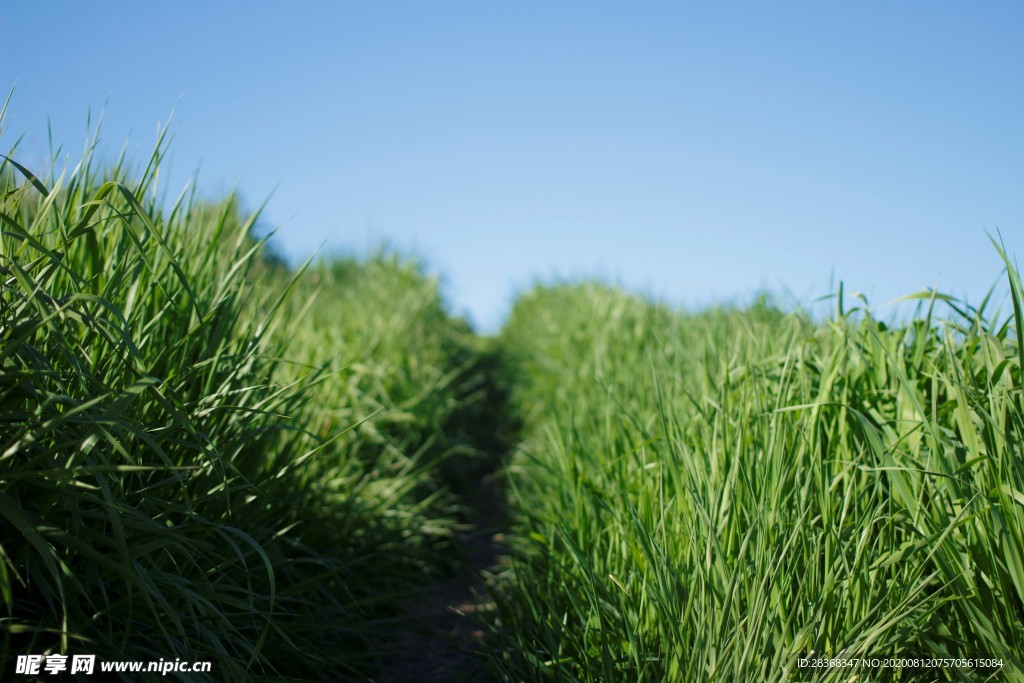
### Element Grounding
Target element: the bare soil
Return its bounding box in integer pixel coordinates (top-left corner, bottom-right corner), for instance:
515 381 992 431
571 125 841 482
371 479 507 683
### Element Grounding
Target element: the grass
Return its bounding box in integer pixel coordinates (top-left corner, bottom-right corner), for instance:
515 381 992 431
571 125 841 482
487 276 1024 681
3 120 1024 682
0 130 488 680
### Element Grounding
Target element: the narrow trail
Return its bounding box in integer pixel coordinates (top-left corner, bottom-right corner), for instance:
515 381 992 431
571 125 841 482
372 346 518 683
372 478 507 683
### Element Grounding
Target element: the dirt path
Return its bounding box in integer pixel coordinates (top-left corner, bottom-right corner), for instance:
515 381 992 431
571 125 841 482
371 477 507 683
371 347 517 682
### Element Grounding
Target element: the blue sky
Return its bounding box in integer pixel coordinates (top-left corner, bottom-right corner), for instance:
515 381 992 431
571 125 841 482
2 2 1022 331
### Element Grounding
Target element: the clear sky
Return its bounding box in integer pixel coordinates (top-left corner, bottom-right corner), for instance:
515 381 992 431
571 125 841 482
2 2 1022 331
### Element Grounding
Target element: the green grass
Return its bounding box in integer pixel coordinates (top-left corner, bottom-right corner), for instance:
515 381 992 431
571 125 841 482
488 278 1024 681
0 132 488 680
4 121 1024 683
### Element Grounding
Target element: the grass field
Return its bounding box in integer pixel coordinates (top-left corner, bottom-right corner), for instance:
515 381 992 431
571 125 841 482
3 131 1023 681
0 136 493 680
489 279 1024 681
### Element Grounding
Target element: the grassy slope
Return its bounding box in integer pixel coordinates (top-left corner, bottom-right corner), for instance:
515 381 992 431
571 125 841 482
0 143 485 681
490 281 1024 681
